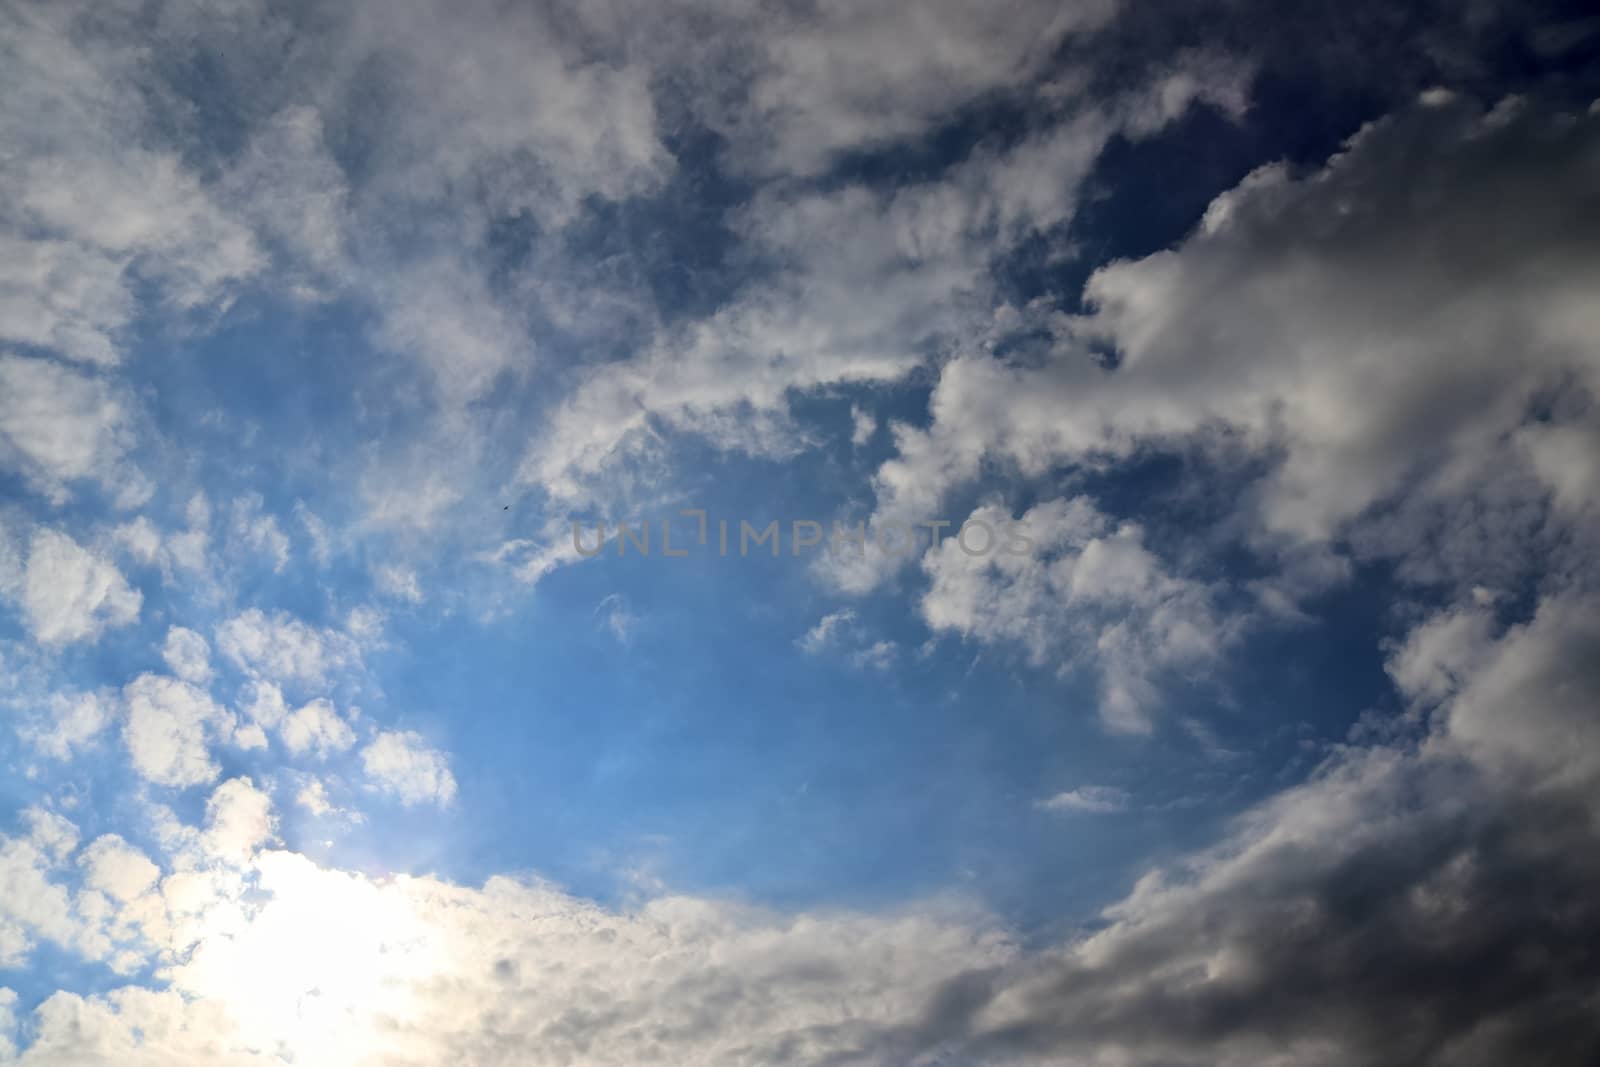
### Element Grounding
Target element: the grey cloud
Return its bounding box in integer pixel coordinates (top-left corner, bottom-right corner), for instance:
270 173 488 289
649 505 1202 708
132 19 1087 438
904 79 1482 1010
519 78 1238 512
858 94 1600 603
857 592 1600 1067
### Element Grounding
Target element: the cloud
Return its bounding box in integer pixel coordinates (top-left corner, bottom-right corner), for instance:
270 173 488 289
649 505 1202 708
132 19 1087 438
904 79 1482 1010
295 504 333 568
1080 96 1599 543
1038 785 1130 814
0 0 672 542
930 765 1598 1066
921 499 1231 733
294 779 337 819
1431 594 1600 806
0 791 1015 1066
221 105 350 298
374 565 424 605
18 148 260 314
227 496 291 575
1 5 1596 1065
0 988 15 1060
798 609 858 654
360 730 457 807
22 809 78 865
161 627 213 686
162 493 214 580
79 836 160 904
850 404 878 447
13 528 141 647
826 591 1600 1067
850 640 898 672
121 674 237 789
0 816 79 969
341 0 672 224
201 778 275 864
279 699 357 759
798 609 898 670
0 1 262 368
368 258 535 410
594 593 636 645
358 475 465 534
237 679 289 730
110 516 162 567
215 609 361 693
21 690 114 760
685 0 1122 177
0 235 132 367
857 95 1600 599
0 356 136 503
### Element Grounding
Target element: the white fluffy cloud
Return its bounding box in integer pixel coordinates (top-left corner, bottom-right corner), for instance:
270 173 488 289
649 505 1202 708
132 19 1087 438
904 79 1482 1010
79 836 160 904
279 699 357 759
237 679 288 729
294 779 337 818
14 528 140 647
121 674 237 789
161 627 213 686
21 810 78 866
0 820 77 969
215 609 360 693
922 499 1230 733
201 778 275 864
360 731 457 808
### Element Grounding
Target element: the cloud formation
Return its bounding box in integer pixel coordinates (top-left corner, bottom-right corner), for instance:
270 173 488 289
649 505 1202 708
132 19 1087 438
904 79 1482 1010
923 498 1231 733
1 0 1597 1064
8 528 140 647
3 590 1598 1067
360 730 458 808
864 95 1600 587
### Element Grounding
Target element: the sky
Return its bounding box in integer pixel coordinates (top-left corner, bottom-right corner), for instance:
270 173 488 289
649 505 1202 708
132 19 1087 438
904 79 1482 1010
1 0 1599 1063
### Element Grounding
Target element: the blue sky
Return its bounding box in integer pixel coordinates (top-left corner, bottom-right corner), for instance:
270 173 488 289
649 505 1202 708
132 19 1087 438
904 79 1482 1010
2 1 1600 1064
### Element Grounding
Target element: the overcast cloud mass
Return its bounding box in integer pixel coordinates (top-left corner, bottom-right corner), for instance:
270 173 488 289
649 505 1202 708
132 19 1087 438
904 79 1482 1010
2 0 1599 1063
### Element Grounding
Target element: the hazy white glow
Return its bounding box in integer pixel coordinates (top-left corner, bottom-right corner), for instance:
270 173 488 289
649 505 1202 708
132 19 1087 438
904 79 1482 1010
165 853 444 1064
